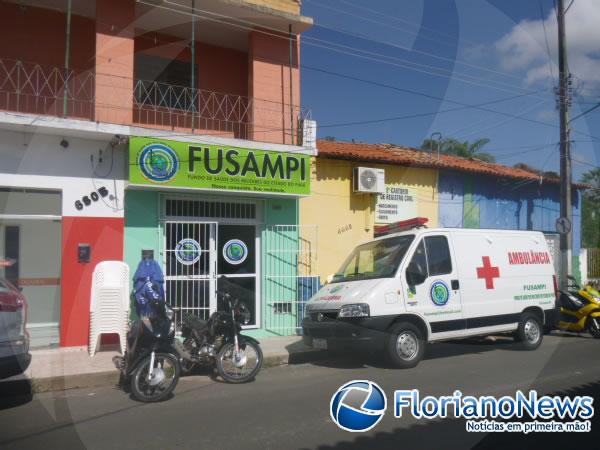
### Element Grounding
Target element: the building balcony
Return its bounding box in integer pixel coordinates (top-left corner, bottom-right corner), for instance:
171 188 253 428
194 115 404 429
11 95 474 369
0 58 309 145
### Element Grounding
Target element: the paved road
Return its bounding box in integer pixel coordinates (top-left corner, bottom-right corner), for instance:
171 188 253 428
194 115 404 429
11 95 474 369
0 333 599 450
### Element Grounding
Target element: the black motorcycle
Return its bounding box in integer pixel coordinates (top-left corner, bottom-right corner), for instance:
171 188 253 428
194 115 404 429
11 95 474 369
114 299 180 402
176 288 263 383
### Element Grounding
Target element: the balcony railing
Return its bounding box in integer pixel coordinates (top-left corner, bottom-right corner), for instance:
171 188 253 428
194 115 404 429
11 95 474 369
0 58 309 144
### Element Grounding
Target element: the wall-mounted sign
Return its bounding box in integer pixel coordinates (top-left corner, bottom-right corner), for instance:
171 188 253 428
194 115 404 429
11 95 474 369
129 137 310 195
175 238 202 266
222 239 248 265
375 185 418 224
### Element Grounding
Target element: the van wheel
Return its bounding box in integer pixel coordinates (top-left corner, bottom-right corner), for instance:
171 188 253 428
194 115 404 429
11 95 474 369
515 313 543 350
385 322 425 369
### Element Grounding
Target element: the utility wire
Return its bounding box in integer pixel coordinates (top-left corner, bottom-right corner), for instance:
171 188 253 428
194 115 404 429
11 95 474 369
539 0 557 85
156 0 550 98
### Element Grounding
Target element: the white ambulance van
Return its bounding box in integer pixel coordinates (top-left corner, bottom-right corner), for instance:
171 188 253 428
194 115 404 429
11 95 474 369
302 227 558 368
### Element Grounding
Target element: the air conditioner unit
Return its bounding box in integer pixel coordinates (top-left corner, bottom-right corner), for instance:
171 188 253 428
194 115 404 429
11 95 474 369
353 167 385 193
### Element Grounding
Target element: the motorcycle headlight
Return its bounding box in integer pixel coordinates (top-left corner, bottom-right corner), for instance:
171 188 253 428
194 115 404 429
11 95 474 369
165 305 174 321
338 303 370 318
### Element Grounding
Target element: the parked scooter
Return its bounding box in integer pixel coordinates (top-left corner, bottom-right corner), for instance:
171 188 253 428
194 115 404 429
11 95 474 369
113 297 181 402
175 279 263 383
557 276 600 338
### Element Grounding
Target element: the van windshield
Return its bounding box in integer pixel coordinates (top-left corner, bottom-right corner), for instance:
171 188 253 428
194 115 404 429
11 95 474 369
331 234 415 283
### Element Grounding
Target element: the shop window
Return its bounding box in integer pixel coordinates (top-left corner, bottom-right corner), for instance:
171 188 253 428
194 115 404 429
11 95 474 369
165 199 256 220
0 188 60 215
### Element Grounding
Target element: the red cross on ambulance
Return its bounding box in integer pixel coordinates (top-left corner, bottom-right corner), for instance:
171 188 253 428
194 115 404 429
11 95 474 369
476 256 500 289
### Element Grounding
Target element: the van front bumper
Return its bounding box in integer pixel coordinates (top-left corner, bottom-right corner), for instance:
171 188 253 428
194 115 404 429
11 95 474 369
301 316 395 352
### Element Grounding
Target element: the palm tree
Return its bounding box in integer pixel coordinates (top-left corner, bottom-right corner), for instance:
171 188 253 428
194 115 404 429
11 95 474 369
420 136 495 163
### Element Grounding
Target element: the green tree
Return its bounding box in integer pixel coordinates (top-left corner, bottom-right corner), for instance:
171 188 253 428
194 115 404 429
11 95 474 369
582 168 600 248
421 136 496 163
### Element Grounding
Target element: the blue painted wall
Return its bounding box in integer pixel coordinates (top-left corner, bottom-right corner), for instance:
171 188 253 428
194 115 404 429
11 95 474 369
438 171 581 254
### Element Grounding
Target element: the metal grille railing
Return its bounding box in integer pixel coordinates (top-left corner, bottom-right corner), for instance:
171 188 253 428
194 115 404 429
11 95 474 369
264 225 319 336
0 58 309 142
0 58 95 119
588 248 600 279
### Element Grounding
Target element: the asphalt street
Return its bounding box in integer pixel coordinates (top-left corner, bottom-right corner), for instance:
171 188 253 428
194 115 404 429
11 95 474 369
1 333 599 450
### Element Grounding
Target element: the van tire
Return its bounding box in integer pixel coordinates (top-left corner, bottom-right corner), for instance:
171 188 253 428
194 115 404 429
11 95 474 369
515 313 543 350
385 322 425 369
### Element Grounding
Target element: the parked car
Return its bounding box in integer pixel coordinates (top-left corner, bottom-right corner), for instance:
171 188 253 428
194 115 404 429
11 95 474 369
0 275 30 378
303 225 557 368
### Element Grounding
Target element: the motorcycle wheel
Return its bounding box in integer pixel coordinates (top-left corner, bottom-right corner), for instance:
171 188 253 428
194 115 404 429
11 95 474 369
588 317 600 338
180 358 196 375
216 341 263 384
131 353 180 402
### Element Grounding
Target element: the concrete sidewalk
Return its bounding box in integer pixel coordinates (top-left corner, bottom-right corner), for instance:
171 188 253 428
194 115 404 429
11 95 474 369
1 336 324 393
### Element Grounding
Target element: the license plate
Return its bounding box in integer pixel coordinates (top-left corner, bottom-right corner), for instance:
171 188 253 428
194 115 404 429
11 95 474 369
312 338 327 350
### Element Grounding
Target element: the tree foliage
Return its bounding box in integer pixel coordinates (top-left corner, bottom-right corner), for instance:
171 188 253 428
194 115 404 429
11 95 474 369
582 168 600 248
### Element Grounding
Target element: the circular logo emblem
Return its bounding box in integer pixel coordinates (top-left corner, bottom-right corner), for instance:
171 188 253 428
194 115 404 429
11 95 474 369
430 280 450 306
175 238 201 266
330 380 387 432
222 239 248 265
137 143 179 183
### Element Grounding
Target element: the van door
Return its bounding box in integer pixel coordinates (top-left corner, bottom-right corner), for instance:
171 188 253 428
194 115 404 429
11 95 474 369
401 233 464 336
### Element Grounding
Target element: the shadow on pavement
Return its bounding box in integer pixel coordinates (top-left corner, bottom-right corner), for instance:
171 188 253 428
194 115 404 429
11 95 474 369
301 379 600 450
305 336 524 370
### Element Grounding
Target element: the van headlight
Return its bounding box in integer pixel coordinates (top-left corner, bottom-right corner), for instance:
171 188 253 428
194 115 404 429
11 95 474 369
338 303 370 318
304 304 313 318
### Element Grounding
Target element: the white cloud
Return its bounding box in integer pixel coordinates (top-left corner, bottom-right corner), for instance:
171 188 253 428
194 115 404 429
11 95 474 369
495 1 600 91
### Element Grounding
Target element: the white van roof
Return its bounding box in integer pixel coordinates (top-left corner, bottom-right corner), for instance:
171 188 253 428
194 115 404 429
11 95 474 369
370 227 545 243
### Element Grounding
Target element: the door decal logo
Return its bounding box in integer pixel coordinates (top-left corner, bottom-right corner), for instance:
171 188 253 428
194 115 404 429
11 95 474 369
175 238 202 265
138 143 179 183
430 280 450 306
223 239 248 265
476 256 500 289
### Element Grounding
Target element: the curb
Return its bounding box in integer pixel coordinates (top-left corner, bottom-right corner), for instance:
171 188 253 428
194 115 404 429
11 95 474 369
3 349 328 394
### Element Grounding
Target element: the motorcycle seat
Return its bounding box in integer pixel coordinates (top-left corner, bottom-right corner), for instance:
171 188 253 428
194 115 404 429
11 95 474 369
560 293 584 311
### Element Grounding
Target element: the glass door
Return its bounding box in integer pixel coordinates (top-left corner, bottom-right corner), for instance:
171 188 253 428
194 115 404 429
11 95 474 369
164 221 217 324
217 224 258 327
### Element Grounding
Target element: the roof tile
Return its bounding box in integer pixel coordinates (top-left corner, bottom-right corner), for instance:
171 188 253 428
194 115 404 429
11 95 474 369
316 140 588 189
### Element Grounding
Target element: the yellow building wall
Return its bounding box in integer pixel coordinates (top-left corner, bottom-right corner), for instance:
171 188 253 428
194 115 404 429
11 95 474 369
299 157 439 282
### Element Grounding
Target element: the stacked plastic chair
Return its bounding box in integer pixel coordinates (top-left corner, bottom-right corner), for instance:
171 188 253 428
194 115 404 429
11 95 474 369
89 261 130 356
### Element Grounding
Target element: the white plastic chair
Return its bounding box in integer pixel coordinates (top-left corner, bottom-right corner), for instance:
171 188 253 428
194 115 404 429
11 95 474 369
89 261 130 356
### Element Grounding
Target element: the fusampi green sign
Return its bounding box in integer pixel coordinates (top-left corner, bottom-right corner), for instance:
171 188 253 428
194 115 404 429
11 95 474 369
129 137 310 195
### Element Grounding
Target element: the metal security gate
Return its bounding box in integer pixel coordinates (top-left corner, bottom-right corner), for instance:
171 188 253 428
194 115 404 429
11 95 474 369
264 225 318 336
163 221 217 325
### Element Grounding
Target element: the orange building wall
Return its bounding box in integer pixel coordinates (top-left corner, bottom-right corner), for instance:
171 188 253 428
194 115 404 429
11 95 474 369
134 33 248 97
0 2 95 70
95 0 135 125
248 31 300 145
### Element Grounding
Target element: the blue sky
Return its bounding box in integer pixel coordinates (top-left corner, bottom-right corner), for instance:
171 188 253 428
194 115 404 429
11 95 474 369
300 0 600 182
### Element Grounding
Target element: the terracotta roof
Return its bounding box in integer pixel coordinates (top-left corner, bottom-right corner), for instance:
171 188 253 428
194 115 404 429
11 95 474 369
316 140 589 189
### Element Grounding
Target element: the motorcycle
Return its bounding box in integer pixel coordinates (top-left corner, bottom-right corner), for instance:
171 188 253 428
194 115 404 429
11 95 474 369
557 276 600 338
113 299 181 402
176 285 263 383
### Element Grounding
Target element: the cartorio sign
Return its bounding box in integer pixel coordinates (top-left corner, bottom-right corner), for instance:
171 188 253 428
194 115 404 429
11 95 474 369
129 137 310 195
